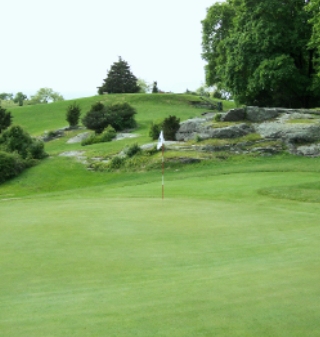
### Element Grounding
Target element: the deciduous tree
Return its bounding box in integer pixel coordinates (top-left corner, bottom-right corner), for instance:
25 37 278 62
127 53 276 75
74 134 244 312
30 88 64 104
202 0 320 108
13 92 27 106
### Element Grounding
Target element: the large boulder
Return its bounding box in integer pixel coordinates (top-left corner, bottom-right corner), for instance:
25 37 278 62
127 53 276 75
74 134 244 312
221 108 246 121
205 123 254 139
246 106 279 122
175 118 207 141
255 122 320 144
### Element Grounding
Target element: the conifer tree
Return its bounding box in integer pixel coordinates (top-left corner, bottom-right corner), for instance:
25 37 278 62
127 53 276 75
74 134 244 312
98 57 139 94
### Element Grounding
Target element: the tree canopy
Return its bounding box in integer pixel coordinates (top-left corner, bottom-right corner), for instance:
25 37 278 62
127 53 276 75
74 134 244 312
30 88 64 104
98 57 140 94
202 0 320 108
13 92 28 106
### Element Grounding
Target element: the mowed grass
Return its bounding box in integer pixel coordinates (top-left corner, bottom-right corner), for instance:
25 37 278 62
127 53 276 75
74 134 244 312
1 155 320 336
1 95 320 336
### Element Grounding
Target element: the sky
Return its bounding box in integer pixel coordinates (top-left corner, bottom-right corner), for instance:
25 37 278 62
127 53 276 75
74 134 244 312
1 0 218 99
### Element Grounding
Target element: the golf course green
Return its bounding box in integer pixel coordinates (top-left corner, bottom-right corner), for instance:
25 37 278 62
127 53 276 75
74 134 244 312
1 94 319 336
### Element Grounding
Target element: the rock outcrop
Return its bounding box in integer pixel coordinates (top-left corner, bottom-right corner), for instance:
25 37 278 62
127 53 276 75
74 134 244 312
175 106 320 157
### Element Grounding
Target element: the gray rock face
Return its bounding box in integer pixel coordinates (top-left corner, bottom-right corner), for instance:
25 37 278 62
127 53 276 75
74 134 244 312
67 132 90 144
296 144 320 156
175 118 208 141
176 121 254 141
205 123 255 140
255 122 320 144
246 106 279 122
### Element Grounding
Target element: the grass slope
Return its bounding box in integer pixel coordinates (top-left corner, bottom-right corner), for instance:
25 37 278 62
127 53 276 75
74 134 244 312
1 95 320 336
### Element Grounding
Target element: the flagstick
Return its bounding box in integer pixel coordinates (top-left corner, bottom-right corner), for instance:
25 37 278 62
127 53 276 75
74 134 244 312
162 143 164 200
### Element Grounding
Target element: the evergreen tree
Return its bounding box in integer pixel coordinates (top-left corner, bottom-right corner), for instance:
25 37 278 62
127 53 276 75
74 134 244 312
98 57 139 94
152 81 159 93
66 102 81 128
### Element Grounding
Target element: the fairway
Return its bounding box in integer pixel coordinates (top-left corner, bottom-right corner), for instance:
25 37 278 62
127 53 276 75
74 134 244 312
1 167 320 336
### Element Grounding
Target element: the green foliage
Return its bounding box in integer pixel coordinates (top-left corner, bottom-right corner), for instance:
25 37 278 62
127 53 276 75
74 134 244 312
0 125 47 159
66 102 81 128
152 81 159 93
0 125 32 159
0 151 25 183
0 92 13 100
0 106 12 133
107 102 137 131
162 115 180 140
202 0 320 108
81 102 109 134
109 156 125 169
98 57 139 94
82 101 137 134
149 120 163 140
137 78 151 93
124 143 141 157
29 87 64 104
214 113 222 122
13 92 27 106
28 138 48 159
81 126 116 146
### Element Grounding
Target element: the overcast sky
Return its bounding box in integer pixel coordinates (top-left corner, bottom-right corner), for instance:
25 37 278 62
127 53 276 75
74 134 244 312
1 0 217 99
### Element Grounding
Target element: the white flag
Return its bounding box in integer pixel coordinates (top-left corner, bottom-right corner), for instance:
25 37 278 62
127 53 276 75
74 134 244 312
157 130 165 150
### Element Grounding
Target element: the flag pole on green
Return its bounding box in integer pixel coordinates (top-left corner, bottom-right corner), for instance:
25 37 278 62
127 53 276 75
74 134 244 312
157 130 165 199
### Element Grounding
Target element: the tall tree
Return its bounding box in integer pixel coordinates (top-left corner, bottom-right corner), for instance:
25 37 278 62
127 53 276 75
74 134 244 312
202 0 320 108
13 92 27 106
98 57 139 94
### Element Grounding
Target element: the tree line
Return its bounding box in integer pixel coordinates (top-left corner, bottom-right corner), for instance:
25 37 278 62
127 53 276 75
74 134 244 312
201 0 320 108
0 88 64 106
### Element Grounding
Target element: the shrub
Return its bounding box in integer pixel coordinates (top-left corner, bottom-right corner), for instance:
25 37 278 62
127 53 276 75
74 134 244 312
0 125 47 159
100 125 117 142
214 113 222 122
0 125 33 159
81 126 116 146
0 151 25 183
0 106 12 133
82 102 137 134
109 156 125 169
107 102 137 131
81 134 96 146
82 102 109 134
28 138 48 159
149 120 163 140
162 115 180 141
66 102 81 128
124 143 141 157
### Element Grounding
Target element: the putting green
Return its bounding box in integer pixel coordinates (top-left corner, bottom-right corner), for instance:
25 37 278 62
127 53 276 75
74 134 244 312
1 169 320 336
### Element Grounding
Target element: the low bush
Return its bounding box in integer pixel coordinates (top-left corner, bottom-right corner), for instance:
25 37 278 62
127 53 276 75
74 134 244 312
107 102 137 131
0 151 25 183
81 126 116 146
214 113 222 122
149 120 163 140
162 115 180 140
109 156 125 169
66 102 81 128
82 102 137 134
124 143 141 157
